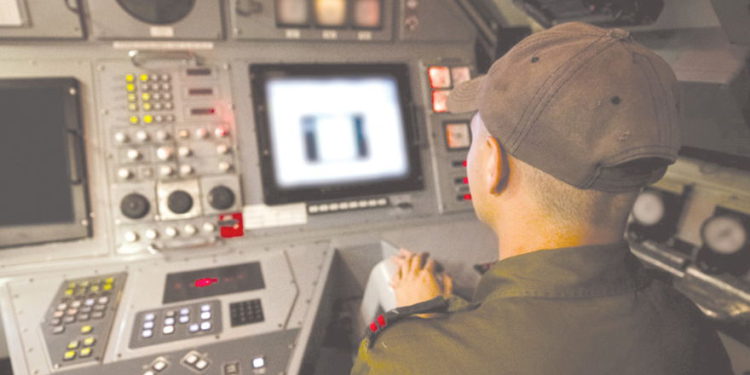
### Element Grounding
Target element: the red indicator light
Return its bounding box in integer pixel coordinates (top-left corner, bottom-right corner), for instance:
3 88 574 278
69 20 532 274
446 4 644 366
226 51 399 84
428 66 451 89
431 90 449 113
194 278 219 288
463 194 472 201
462 160 467 167
463 177 469 184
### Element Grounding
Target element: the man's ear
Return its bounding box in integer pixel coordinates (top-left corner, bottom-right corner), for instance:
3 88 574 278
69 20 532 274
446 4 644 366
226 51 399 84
483 136 506 195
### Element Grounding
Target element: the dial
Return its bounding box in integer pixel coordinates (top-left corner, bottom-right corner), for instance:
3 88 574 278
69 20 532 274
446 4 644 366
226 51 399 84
632 191 665 226
208 185 235 210
120 193 150 219
167 190 193 214
701 215 747 255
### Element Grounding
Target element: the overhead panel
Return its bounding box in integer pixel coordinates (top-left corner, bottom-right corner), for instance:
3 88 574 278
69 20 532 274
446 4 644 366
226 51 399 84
0 0 83 39
87 0 223 40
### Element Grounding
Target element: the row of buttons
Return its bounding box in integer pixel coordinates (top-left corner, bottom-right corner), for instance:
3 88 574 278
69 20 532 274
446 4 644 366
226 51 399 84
142 357 169 375
63 277 115 297
183 351 210 372
61 326 97 361
123 223 216 243
128 113 175 124
51 296 109 327
140 304 214 339
427 65 472 113
126 73 172 83
307 198 388 214
115 127 230 145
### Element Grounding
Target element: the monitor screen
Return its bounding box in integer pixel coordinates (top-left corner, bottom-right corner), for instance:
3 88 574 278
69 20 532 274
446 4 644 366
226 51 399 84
251 64 423 204
0 78 90 248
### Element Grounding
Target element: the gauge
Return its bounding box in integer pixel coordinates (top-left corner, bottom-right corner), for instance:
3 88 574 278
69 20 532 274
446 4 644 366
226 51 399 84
632 191 665 226
701 215 747 255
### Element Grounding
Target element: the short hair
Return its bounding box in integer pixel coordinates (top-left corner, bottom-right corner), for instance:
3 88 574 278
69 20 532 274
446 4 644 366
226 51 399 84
514 157 639 226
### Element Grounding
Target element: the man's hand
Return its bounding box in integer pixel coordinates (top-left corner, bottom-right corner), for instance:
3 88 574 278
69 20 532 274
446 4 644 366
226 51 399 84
390 249 453 314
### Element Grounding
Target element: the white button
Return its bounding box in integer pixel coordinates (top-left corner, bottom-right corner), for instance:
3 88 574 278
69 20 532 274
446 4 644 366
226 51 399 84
200 311 211 320
145 229 158 240
358 200 368 207
124 231 139 243
329 203 339 211
178 146 192 157
188 323 199 333
200 321 211 331
166 115 175 122
163 92 172 99
368 199 377 207
153 102 162 110
162 325 174 335
309 205 319 213
85 298 94 306
252 357 265 369
155 130 169 141
159 165 174 177
216 144 230 155
214 127 229 137
202 222 216 233
153 360 167 371
218 161 232 172
179 315 189 324
57 303 67 310
195 359 208 370
117 168 132 180
98 296 109 304
180 308 190 315
319 204 329 212
143 321 154 329
143 371 155 375
152 93 162 100
164 227 178 237
340 202 349 210
377 198 388 206
195 128 209 139
183 224 197 236
179 164 194 176
164 317 175 325
177 129 190 139
135 130 149 142
144 313 155 321
155 115 163 123
184 354 198 364
349 201 358 209
164 102 173 110
126 149 142 161
114 132 129 144
71 301 82 308
200 304 211 312
142 329 153 338
156 147 174 161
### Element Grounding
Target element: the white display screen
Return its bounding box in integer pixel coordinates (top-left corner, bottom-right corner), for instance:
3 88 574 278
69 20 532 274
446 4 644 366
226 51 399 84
265 76 410 189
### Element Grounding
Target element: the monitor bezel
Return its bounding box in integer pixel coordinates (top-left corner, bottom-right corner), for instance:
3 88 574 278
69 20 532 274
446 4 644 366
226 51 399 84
0 77 91 248
250 63 424 205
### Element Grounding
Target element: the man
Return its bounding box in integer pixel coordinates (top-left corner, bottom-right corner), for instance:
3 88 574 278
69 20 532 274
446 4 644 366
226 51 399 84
351 22 733 374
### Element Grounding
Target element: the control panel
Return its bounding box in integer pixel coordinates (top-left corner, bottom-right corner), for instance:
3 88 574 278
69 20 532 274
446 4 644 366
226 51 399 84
98 63 243 253
129 300 222 349
41 274 126 368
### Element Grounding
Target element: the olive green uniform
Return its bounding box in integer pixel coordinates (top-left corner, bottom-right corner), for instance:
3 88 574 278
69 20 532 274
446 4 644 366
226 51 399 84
352 242 732 374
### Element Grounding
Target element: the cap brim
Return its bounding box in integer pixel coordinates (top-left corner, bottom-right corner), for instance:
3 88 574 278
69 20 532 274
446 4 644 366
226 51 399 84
446 75 484 113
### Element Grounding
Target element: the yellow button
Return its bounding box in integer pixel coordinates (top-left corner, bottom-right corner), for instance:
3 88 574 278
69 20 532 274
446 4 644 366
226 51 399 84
79 347 92 357
68 282 76 288
67 340 79 349
142 102 152 111
90 285 100 292
64 289 73 296
105 277 114 284
140 74 149 82
129 116 139 125
128 103 138 111
102 284 112 291
126 83 136 92
63 350 76 361
81 325 93 334
80 281 89 287
143 115 153 124
83 337 96 347
141 93 151 101
127 93 137 102
125 74 135 82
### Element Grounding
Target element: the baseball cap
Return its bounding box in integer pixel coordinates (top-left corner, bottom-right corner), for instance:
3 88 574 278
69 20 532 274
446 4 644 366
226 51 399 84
447 22 681 192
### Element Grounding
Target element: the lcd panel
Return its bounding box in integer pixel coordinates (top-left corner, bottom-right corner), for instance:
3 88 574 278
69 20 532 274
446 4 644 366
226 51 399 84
251 64 423 204
0 78 89 248
163 262 265 304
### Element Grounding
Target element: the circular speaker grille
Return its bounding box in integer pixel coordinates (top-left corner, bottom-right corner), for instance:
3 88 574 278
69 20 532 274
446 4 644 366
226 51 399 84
116 0 196 25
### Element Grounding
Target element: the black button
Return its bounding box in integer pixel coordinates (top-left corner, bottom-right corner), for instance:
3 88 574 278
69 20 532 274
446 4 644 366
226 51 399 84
120 193 150 219
167 190 193 214
208 185 235 210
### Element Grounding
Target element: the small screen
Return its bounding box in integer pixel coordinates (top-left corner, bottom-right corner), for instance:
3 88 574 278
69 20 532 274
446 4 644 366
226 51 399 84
252 64 423 204
163 262 265 304
0 85 75 226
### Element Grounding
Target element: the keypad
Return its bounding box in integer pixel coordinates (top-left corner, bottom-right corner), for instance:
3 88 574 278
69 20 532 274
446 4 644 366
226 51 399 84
229 299 264 327
130 300 221 349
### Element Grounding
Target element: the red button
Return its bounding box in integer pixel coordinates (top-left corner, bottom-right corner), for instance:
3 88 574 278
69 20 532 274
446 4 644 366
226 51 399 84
463 194 472 201
219 213 244 238
377 315 386 327
463 177 469 184
369 322 378 333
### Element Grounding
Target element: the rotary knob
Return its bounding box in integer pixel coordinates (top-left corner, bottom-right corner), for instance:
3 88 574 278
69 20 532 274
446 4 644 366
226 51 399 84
120 193 150 219
167 190 193 214
208 185 236 210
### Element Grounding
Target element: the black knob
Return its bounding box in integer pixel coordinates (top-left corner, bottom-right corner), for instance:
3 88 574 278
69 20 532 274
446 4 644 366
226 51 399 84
208 185 235 210
167 190 193 214
120 193 150 219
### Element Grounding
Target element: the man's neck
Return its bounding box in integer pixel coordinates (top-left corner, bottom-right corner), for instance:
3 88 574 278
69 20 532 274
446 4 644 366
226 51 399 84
495 214 626 261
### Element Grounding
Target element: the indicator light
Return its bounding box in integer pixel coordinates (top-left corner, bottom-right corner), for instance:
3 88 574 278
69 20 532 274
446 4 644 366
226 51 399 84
432 90 449 113
428 66 451 89
140 74 149 82
315 0 347 27
125 74 135 82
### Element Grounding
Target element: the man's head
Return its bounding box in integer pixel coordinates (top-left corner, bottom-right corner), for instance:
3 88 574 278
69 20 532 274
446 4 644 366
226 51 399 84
450 22 681 237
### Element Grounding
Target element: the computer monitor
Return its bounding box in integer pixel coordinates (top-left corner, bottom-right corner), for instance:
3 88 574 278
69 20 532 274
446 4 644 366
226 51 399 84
250 64 423 204
0 78 90 248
